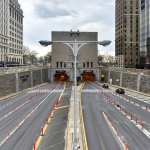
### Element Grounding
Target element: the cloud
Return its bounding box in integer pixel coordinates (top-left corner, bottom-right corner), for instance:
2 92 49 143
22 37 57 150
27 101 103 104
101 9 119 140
19 0 115 57
34 1 78 18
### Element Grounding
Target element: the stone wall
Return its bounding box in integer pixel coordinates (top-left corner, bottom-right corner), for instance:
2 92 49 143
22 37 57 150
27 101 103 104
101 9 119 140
140 76 150 94
110 71 121 86
0 74 16 97
101 68 150 94
18 71 31 91
0 68 49 98
33 70 41 87
42 69 48 83
122 73 138 91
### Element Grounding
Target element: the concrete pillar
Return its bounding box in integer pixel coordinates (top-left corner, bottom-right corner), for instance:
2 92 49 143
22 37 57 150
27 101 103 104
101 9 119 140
120 72 123 87
30 71 33 87
97 68 100 81
137 74 141 92
15 73 19 93
41 69 43 84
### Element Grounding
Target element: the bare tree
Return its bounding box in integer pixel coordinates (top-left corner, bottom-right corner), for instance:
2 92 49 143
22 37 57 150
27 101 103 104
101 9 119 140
23 46 30 64
44 52 51 64
38 56 44 63
29 50 38 64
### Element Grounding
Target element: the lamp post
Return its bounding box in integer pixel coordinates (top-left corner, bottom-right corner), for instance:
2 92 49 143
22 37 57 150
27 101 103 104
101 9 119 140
39 39 111 150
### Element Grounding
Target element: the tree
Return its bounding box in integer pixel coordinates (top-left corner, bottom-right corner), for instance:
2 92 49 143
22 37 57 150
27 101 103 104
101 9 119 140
29 50 38 64
23 46 30 64
44 52 51 64
38 56 44 63
97 55 104 66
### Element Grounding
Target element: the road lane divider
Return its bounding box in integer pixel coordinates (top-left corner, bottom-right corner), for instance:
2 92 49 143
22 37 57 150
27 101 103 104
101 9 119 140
33 82 66 150
103 111 129 150
101 91 150 139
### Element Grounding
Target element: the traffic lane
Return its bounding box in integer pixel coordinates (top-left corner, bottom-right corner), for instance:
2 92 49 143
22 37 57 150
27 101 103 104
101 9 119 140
107 93 150 125
99 82 150 105
0 83 64 150
88 83 150 131
0 82 59 115
37 108 69 150
106 109 150 150
82 84 121 150
0 82 60 119
37 84 71 150
0 92 52 141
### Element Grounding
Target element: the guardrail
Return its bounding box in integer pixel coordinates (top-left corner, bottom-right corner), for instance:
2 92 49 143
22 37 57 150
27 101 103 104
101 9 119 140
0 66 50 75
101 67 150 75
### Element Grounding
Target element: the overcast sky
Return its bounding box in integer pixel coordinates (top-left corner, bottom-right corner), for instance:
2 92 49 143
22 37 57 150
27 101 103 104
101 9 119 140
19 0 115 57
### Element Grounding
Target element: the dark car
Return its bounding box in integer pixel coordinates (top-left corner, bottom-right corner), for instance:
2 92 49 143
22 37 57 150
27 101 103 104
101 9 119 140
103 84 109 89
116 88 125 94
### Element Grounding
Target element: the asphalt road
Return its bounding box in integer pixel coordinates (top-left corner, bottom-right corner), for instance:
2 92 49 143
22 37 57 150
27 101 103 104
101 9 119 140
82 82 150 150
82 83 121 150
0 82 64 150
37 84 72 150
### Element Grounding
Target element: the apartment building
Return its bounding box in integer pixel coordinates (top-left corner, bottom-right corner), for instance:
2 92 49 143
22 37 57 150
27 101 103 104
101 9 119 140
0 0 23 65
115 0 139 68
139 0 150 68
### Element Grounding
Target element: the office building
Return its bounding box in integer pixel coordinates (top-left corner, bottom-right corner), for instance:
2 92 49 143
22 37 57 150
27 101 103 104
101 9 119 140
0 0 23 65
139 0 150 68
115 0 139 68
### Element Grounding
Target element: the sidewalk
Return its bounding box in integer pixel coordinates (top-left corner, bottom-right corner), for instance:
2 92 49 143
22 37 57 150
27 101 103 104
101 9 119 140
65 84 84 150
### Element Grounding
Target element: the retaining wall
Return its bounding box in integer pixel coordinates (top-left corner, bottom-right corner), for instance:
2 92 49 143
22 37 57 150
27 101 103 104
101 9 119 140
101 68 150 94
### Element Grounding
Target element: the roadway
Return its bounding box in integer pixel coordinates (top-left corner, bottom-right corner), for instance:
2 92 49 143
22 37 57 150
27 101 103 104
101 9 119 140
0 82 64 150
82 82 150 150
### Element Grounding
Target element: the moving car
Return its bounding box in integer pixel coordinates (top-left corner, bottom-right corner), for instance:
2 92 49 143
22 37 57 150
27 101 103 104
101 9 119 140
116 88 125 94
103 84 109 89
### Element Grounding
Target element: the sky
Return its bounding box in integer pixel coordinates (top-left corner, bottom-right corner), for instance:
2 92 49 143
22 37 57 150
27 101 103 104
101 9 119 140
19 0 115 57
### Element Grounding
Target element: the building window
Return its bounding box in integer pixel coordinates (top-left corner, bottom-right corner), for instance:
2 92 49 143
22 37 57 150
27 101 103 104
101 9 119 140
72 63 74 68
83 62 85 68
56 62 58 68
60 62 62 68
91 62 93 68
64 62 66 68
87 62 89 67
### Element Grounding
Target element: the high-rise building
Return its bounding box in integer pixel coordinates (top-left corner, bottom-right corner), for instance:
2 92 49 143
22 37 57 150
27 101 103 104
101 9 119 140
115 0 139 68
0 0 23 66
139 0 150 69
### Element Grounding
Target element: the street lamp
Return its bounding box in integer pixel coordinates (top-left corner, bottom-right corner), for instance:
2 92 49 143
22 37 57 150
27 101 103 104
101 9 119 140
39 39 111 150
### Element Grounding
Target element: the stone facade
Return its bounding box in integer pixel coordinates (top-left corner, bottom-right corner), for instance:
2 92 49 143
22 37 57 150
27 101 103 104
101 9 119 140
122 73 138 91
0 74 16 97
0 68 49 98
42 69 48 83
33 70 42 87
101 68 150 94
140 76 150 94
18 71 31 91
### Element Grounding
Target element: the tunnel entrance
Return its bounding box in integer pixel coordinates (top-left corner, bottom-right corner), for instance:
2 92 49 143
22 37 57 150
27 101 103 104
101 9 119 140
54 70 68 81
82 70 94 81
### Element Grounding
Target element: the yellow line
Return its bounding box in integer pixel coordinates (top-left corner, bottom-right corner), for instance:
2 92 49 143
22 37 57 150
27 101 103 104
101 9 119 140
80 83 88 150
56 105 69 109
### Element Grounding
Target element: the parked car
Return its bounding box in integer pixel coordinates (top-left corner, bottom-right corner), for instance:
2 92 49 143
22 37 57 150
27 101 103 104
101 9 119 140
116 88 125 94
103 84 109 89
